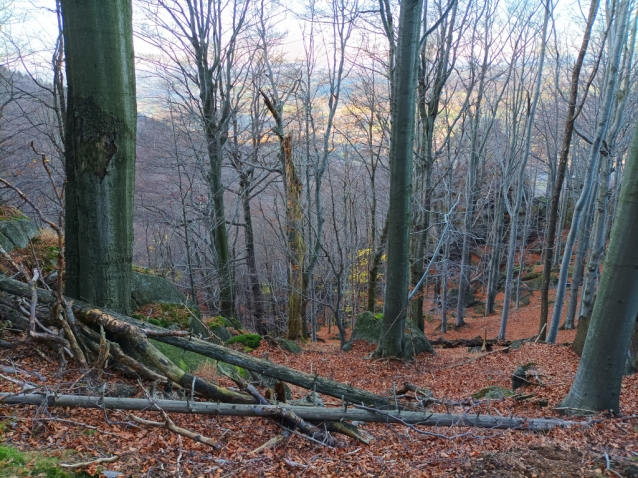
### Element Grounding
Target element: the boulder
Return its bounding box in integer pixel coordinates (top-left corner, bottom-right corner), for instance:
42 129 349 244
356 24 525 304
131 270 208 337
0 218 39 251
277 338 302 354
472 386 514 399
343 311 434 356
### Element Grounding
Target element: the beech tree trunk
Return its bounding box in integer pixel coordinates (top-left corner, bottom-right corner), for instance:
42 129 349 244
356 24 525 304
547 0 630 343
62 0 136 314
375 0 423 358
560 113 638 414
538 0 599 340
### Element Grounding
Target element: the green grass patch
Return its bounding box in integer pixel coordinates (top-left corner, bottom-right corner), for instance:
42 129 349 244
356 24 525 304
0 445 85 477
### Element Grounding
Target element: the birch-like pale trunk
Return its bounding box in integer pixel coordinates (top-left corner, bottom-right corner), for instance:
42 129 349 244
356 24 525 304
547 0 630 344
559 113 638 414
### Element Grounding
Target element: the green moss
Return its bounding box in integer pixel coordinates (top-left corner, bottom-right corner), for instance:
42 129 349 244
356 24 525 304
133 303 191 329
472 386 514 399
208 315 242 331
217 361 252 382
227 333 261 349
150 339 213 372
0 445 82 477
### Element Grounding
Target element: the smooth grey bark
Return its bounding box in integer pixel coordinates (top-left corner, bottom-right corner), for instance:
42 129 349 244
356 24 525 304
563 180 598 329
547 0 630 343
498 1 550 340
62 0 136 314
560 114 638 414
579 11 637 321
486 193 505 315
0 393 583 431
375 0 423 358
538 0 599 340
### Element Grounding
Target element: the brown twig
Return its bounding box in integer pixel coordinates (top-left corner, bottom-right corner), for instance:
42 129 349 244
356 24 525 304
60 455 119 469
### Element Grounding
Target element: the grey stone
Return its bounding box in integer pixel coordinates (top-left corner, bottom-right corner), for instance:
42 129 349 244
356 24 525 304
0 219 38 250
131 271 188 306
277 337 302 354
343 311 434 356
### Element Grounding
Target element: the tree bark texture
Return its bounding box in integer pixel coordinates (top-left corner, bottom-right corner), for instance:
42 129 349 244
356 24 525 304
62 0 137 314
560 113 638 414
547 0 629 344
375 0 423 358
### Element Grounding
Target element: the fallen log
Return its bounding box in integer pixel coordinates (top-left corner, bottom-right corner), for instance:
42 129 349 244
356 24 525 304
0 276 388 407
428 337 512 349
0 393 588 431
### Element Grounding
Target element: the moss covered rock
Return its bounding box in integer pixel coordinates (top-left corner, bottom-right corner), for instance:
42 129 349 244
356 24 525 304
277 338 302 354
0 217 39 252
227 333 261 350
343 311 434 356
472 386 514 399
216 361 252 383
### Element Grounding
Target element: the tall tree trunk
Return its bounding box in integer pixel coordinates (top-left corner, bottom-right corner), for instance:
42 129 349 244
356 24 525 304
239 171 267 335
498 0 550 340
559 114 638 414
62 0 136 314
283 135 307 340
539 0 600 340
547 0 630 343
486 194 505 315
207 136 235 319
563 180 597 329
374 0 423 358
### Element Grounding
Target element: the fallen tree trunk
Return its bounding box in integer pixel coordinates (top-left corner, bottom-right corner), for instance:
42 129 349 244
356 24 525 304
0 393 588 431
0 276 389 407
429 338 512 349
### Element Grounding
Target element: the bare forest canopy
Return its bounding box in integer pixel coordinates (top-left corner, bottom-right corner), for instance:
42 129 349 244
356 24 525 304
3 0 637 342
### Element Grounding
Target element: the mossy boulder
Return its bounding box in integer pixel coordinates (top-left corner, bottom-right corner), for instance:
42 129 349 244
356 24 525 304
343 311 434 356
472 386 514 399
0 217 39 252
131 270 208 337
131 271 189 307
524 272 558 291
277 338 302 354
216 361 252 383
150 339 214 373
227 333 261 351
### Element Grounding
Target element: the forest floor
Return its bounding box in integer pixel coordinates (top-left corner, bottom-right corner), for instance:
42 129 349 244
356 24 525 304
1 289 637 477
